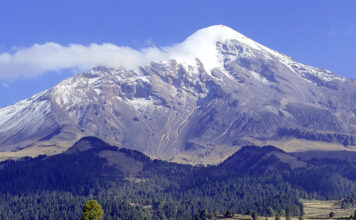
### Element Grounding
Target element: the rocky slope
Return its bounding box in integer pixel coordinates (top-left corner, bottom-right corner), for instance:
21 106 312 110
1 25 356 164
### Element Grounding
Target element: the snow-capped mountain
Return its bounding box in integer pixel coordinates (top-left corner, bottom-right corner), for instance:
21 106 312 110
1 25 356 164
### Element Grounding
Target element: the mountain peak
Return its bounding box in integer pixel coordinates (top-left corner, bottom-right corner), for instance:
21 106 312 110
185 25 261 49
186 25 246 41
167 25 285 73
65 136 115 154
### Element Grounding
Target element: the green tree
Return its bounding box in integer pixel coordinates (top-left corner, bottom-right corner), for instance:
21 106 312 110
199 209 210 219
251 210 258 220
329 212 334 218
342 201 349 209
81 200 104 220
280 209 286 218
224 210 234 218
164 201 177 219
267 207 275 217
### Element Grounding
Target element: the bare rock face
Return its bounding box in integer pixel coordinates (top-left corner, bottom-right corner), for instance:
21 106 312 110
1 25 356 164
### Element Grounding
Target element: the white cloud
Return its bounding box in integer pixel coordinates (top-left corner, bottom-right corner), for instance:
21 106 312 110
1 83 9 88
0 42 168 79
0 25 250 79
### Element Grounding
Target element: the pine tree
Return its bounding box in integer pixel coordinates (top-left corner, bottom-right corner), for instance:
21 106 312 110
251 210 258 220
81 200 104 220
329 211 334 218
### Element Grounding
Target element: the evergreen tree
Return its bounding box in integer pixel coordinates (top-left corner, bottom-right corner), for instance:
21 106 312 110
199 209 210 219
224 210 234 218
81 200 104 220
251 210 258 220
267 207 275 217
329 212 334 218
280 209 286 218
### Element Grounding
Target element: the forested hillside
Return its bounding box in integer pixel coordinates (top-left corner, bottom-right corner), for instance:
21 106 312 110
0 137 355 219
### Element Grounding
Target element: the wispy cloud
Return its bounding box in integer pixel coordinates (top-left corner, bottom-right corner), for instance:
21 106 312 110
0 25 247 80
328 28 336 36
345 30 356 36
0 42 169 79
1 83 9 88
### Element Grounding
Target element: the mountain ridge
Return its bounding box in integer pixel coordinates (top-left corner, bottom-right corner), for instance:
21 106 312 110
2 136 356 218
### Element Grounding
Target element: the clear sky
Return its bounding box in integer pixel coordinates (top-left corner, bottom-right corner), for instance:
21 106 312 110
0 0 355 107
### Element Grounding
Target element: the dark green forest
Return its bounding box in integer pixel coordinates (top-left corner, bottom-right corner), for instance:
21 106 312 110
0 137 356 219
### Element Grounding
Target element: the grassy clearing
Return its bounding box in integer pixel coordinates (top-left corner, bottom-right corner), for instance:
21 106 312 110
302 200 355 219
213 200 356 220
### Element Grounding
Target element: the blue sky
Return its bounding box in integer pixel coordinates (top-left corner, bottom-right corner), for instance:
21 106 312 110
0 0 355 107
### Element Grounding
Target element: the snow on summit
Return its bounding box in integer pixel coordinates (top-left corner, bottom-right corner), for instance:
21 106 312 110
162 25 254 71
161 25 288 73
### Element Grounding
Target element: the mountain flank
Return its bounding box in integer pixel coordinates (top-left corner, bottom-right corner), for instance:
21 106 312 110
1 25 356 164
